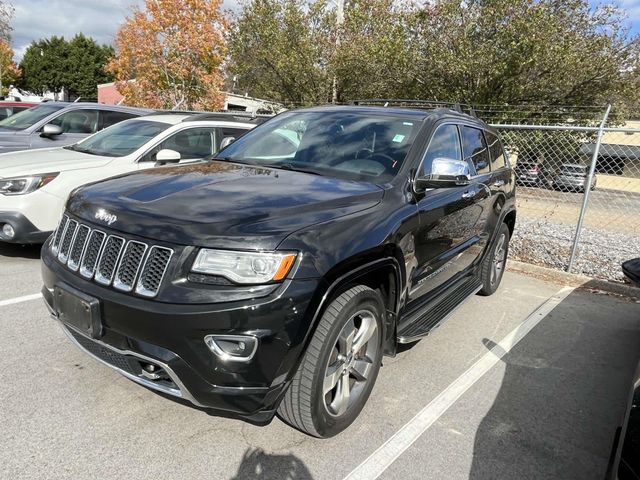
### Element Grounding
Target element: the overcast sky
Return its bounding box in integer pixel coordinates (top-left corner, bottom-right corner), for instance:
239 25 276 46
9 0 640 62
10 0 240 60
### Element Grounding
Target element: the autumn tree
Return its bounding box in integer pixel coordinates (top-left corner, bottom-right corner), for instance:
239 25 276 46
0 40 20 95
107 0 228 110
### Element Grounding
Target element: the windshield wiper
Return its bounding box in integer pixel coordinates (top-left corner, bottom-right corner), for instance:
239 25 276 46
262 163 322 176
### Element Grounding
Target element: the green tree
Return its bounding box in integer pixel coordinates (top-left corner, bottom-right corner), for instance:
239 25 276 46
66 34 114 99
228 0 334 104
19 35 113 99
19 36 69 96
229 0 640 114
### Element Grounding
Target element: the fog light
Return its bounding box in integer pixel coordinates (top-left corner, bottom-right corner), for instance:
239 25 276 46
204 334 258 362
1 223 15 239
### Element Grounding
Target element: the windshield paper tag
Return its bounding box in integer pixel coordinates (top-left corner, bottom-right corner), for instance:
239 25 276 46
392 134 405 143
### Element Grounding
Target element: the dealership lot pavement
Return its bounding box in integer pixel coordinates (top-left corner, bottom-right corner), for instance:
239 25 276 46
1 243 639 480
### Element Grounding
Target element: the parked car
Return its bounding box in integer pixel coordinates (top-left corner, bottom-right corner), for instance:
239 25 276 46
514 160 553 188
553 163 596 192
0 101 39 120
40 104 516 438
0 102 153 153
0 113 258 243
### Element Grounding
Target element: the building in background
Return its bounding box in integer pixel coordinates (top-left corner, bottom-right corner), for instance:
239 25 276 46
97 82 283 114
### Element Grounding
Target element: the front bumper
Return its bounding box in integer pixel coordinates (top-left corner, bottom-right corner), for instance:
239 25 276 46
0 211 51 243
41 242 322 422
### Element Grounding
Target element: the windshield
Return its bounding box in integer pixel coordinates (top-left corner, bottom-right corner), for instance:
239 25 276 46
65 119 170 157
0 104 64 130
217 110 422 182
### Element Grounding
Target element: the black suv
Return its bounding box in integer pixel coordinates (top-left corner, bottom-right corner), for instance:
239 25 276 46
41 104 516 438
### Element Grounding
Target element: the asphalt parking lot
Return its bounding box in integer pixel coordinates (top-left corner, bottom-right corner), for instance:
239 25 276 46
1 243 639 480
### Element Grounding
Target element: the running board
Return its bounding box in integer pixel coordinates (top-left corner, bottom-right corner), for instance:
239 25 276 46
397 279 482 344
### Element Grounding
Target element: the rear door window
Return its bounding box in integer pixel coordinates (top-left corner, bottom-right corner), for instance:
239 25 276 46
101 111 139 130
460 126 491 175
485 131 507 170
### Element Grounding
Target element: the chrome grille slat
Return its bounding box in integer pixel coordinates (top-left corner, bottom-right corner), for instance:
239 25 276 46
51 215 69 254
50 215 172 298
67 225 90 271
136 246 173 297
80 230 106 279
58 220 78 263
95 236 126 285
113 241 148 292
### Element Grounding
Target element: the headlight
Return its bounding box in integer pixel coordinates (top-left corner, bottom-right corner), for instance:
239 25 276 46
0 173 59 195
192 249 297 284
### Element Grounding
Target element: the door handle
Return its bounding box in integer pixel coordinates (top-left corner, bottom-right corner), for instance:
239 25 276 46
493 179 506 187
462 190 476 199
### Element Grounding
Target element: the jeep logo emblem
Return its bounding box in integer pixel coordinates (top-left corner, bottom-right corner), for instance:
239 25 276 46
95 209 117 225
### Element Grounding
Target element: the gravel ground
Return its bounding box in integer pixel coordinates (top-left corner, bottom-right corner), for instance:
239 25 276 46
510 217 639 282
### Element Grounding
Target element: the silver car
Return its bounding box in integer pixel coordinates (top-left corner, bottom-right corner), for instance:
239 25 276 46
553 163 597 192
0 102 153 153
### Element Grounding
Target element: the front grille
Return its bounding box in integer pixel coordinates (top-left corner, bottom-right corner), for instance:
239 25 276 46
51 215 173 298
68 328 142 376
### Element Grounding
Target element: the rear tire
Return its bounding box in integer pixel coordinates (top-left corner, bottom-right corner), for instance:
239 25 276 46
277 285 384 438
478 223 510 296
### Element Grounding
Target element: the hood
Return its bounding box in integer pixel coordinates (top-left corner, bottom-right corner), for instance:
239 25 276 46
67 161 384 250
0 129 29 153
0 147 114 178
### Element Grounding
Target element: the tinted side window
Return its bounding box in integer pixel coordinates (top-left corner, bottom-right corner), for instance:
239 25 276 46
142 127 217 161
485 131 506 170
419 124 462 176
101 111 138 129
50 109 99 134
217 127 250 150
461 126 490 175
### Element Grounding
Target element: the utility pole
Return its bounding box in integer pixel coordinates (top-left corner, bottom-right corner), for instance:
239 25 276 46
331 0 344 104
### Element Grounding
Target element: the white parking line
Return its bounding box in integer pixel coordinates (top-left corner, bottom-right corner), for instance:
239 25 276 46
343 286 575 480
0 293 42 307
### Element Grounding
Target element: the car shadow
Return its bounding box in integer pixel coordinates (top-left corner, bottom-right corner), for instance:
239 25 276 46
0 242 42 259
468 281 640 479
230 448 313 480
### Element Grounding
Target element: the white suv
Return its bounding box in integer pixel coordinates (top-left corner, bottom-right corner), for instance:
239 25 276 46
0 113 260 243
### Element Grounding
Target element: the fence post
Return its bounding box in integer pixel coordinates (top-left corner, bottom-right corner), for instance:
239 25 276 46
567 104 611 273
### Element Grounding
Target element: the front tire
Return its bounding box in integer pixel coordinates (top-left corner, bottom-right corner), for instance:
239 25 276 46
479 223 510 296
277 285 384 438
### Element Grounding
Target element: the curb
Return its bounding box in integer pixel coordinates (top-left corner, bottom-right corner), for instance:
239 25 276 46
507 259 640 300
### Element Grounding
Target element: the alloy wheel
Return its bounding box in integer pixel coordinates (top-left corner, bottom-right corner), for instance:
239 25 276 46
322 309 379 417
490 233 507 285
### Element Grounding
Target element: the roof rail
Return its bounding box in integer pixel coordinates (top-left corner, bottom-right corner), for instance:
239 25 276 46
181 111 275 124
350 99 477 118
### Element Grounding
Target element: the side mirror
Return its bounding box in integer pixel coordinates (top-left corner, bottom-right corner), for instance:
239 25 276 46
155 149 181 166
415 157 471 190
219 137 236 150
40 124 63 137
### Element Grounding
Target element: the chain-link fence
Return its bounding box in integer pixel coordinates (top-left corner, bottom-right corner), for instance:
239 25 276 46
491 108 640 282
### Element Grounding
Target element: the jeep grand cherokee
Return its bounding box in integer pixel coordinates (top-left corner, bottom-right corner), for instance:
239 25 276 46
41 104 516 438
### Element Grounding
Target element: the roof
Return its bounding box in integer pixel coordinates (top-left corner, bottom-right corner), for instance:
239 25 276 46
37 102 153 113
292 104 482 124
579 143 640 160
138 114 191 125
0 101 38 106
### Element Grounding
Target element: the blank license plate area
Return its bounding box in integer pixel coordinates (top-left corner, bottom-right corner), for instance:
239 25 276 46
54 286 101 338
